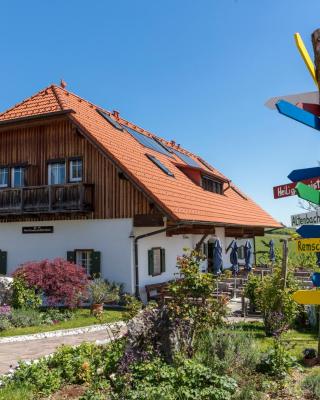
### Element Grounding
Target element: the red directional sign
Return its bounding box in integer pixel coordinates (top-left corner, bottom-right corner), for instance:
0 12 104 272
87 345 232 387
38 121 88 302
273 176 320 199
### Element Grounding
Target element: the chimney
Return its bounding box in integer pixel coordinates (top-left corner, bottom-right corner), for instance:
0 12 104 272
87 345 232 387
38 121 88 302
170 140 176 146
112 110 120 119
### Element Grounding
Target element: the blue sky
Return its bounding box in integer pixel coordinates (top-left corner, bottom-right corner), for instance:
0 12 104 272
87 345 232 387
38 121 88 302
0 0 320 225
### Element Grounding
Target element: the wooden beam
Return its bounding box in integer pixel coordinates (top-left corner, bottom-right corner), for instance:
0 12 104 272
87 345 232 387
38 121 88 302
133 214 164 227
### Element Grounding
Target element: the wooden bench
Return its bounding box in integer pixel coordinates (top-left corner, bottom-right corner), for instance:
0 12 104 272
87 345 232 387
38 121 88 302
145 282 169 302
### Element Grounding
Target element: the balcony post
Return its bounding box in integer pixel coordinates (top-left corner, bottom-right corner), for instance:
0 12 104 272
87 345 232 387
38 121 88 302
48 185 52 212
20 188 24 213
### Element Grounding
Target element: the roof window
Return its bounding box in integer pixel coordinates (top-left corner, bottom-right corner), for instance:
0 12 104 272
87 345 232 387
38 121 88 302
146 154 174 177
171 148 200 167
97 109 123 131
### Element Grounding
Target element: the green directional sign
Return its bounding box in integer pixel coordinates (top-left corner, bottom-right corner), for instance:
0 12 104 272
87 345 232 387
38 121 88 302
295 182 320 205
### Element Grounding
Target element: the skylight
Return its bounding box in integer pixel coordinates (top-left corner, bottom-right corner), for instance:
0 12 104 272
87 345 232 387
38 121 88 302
97 109 123 131
146 154 174 177
171 148 200 167
123 125 173 157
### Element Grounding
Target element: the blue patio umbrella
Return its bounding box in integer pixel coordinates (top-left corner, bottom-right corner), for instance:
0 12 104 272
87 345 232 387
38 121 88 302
212 239 223 275
244 240 252 272
227 240 239 275
269 239 275 263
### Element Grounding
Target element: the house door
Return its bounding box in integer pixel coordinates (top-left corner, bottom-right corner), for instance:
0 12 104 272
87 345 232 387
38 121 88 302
207 241 215 273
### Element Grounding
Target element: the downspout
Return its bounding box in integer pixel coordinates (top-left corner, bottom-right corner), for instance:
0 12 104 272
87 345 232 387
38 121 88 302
133 223 185 299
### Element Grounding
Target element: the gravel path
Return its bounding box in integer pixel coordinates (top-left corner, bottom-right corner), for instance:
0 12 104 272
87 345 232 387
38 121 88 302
0 324 125 375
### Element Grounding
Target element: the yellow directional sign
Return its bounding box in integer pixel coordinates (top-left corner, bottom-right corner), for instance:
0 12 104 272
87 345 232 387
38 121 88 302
296 238 320 252
294 32 319 88
293 290 320 305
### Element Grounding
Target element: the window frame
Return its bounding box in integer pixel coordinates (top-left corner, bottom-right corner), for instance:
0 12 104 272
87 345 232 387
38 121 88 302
0 167 9 188
201 175 223 195
48 161 66 185
75 249 93 275
11 166 25 188
69 158 83 183
148 247 165 277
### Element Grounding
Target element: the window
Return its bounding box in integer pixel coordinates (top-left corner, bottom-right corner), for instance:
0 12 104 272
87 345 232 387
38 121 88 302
11 167 25 188
201 176 223 194
148 247 165 276
67 250 101 276
123 125 173 158
97 109 124 131
0 250 7 275
69 159 83 182
171 148 200 167
0 168 9 188
76 250 92 275
48 162 66 185
146 154 174 177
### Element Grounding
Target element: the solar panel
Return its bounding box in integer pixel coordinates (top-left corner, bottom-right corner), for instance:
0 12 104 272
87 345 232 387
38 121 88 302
146 154 174 177
122 125 173 157
171 148 200 167
97 109 124 131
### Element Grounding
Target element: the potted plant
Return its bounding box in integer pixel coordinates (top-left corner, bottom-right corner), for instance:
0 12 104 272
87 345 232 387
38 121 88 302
89 278 119 316
302 348 318 367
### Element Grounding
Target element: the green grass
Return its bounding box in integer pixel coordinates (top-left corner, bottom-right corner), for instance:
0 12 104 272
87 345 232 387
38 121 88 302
0 309 123 337
255 232 297 262
0 384 34 400
232 321 319 359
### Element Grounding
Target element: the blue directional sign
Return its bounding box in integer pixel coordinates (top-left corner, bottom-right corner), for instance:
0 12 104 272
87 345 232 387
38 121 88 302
312 272 320 287
276 100 320 131
288 167 320 182
296 225 320 238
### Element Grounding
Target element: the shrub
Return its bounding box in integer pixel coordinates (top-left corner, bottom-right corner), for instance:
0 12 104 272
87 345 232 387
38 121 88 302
11 276 41 309
10 308 42 328
89 278 119 305
194 328 259 374
243 274 261 312
13 258 89 308
254 266 300 336
302 371 320 399
0 316 12 331
257 339 297 379
112 358 237 400
40 308 74 325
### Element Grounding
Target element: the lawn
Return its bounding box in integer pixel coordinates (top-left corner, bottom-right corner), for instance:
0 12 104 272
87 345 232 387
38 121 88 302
232 321 319 359
0 309 124 338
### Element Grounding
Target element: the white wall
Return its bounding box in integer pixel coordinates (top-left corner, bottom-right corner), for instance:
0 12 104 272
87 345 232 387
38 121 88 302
0 219 134 292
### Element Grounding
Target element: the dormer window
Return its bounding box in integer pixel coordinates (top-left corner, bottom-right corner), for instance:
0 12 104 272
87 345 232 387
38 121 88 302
201 175 223 194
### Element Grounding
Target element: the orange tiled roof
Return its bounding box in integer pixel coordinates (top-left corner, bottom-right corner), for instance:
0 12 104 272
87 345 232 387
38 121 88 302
0 84 280 228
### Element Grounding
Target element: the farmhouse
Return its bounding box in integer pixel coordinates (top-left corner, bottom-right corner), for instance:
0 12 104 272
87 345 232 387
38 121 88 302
0 84 280 299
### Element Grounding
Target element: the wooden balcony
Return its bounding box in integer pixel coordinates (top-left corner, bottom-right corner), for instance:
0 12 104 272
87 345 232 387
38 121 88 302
0 183 94 215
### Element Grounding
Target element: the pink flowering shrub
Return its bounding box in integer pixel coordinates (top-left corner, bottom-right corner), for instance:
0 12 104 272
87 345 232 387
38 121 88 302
13 258 89 308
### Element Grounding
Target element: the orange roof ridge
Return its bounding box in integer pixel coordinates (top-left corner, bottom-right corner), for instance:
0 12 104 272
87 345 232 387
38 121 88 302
0 84 58 118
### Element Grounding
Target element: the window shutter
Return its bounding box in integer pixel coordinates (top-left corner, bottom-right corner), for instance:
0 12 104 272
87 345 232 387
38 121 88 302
90 251 101 277
148 249 154 276
67 251 76 263
160 248 166 273
0 251 7 275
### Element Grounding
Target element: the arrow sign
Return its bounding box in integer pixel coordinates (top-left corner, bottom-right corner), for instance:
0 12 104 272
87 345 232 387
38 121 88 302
296 238 320 252
276 100 320 131
297 102 320 116
296 225 320 238
296 182 320 205
288 167 320 182
293 290 320 305
273 177 320 199
291 210 320 227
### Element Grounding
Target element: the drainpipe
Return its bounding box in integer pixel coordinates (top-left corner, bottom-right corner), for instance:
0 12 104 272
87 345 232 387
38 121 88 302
133 223 185 299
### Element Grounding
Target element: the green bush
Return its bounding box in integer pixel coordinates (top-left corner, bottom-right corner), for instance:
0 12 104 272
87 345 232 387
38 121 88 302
243 274 261 312
194 328 259 374
113 358 237 400
40 308 74 325
11 277 41 309
257 339 297 379
302 371 320 398
0 315 13 331
10 308 42 328
9 358 61 396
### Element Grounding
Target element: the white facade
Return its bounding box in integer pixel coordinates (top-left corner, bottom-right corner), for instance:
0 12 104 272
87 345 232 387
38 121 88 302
1 219 134 292
0 218 254 301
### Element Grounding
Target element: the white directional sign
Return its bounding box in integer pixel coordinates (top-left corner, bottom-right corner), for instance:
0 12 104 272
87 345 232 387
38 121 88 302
291 210 320 228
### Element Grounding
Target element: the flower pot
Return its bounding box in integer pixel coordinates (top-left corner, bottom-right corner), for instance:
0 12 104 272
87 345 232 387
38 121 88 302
91 303 104 315
303 356 318 367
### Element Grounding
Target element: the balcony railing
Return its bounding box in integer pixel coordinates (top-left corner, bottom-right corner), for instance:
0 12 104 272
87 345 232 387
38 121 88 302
0 183 94 215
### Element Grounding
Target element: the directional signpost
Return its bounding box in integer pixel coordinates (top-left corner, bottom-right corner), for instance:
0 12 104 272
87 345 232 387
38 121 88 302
295 182 320 205
296 225 320 238
276 100 320 131
291 210 320 228
273 177 320 199
293 290 320 305
288 167 320 182
296 238 320 252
